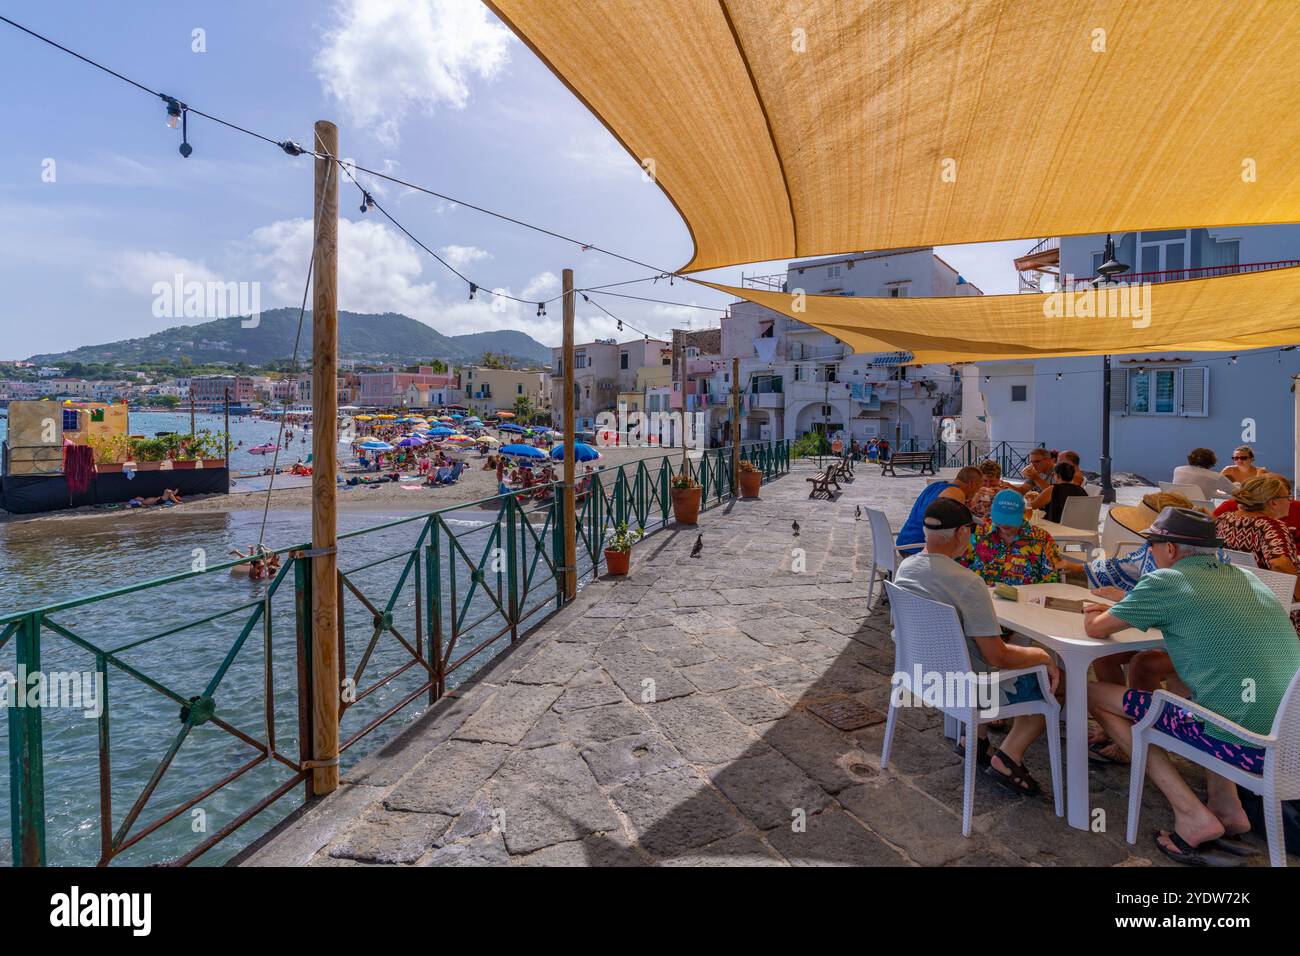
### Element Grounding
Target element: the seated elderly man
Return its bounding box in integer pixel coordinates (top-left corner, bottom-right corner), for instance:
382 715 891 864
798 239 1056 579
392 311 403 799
895 465 983 552
894 498 1060 795
1084 507 1300 865
1014 448 1057 495
961 489 1062 585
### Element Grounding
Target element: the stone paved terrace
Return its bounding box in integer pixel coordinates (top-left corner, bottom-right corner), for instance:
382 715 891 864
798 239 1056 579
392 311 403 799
242 461 1293 867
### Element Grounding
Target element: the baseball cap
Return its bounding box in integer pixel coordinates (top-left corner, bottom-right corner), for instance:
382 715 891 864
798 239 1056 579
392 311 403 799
923 497 974 530
989 489 1026 527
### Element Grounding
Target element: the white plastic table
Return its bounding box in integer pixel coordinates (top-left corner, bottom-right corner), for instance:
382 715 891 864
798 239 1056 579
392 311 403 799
990 582 1164 830
1033 516 1100 549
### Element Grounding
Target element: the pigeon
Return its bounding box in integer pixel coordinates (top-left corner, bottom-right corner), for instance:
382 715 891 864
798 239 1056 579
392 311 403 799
791 520 800 537
855 505 862 520
690 533 703 558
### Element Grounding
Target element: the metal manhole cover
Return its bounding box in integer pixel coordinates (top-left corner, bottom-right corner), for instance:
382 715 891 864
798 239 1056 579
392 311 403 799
805 698 884 731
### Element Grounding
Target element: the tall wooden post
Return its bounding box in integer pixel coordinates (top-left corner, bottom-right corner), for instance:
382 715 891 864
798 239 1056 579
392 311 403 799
561 269 577 601
309 120 340 794
223 385 231 491
676 330 687 474
731 356 740 494
190 391 196 437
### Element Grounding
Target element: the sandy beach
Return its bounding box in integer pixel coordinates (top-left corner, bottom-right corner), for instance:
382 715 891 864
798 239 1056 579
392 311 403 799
0 444 695 526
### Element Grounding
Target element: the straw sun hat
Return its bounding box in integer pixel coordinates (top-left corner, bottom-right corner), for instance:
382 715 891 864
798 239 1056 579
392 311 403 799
1107 491 1203 538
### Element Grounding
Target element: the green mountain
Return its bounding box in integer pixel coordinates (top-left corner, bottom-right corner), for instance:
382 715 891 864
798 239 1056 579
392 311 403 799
26 309 552 368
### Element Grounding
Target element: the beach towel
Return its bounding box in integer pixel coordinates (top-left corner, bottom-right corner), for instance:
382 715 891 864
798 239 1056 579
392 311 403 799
64 443 95 496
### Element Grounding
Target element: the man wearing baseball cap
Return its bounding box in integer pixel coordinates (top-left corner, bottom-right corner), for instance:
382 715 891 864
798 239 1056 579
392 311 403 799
961 489 1062 586
1084 507 1300 864
893 497 1060 796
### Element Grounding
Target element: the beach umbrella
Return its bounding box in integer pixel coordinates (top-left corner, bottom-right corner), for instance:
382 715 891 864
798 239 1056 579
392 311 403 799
498 423 526 433
359 440 394 451
429 425 456 437
442 434 475 444
496 411 515 419
395 435 426 447
476 435 501 446
550 442 601 463
451 413 464 419
354 414 374 421
500 443 547 459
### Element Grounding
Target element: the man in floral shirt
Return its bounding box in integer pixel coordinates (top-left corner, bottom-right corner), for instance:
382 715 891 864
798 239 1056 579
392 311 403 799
960 489 1062 585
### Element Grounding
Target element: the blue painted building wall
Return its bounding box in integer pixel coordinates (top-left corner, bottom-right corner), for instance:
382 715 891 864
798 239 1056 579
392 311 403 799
979 225 1300 483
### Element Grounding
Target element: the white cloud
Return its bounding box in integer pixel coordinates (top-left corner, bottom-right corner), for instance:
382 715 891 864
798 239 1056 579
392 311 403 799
521 270 559 300
91 250 222 295
440 244 491 269
316 0 512 146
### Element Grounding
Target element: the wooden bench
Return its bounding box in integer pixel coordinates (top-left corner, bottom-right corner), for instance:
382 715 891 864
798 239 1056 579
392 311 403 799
806 469 841 499
880 450 935 477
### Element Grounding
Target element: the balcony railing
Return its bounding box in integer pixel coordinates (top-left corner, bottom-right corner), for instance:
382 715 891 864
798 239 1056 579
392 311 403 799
1079 259 1300 285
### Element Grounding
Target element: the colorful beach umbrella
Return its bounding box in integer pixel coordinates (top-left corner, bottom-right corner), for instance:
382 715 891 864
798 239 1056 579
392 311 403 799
550 442 601 463
500 443 547 459
442 434 474 444
429 426 456 437
496 411 515 419
498 423 526 433
359 440 394 451
395 436 426 447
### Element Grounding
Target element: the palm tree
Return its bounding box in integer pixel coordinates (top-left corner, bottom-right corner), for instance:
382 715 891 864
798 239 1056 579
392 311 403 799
513 395 533 423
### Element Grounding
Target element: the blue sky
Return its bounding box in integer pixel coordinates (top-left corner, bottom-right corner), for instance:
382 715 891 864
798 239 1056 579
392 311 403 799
0 0 1027 360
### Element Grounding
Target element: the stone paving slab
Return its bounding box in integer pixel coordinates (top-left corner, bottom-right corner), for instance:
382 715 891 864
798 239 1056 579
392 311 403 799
245 464 1294 867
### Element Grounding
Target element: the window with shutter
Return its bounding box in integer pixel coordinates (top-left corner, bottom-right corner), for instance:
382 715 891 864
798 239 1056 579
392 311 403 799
1179 366 1209 416
1108 369 1129 415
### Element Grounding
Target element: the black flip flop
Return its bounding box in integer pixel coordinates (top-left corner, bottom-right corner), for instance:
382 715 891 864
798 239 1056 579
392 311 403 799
985 748 1041 796
1201 833 1262 858
1153 829 1245 867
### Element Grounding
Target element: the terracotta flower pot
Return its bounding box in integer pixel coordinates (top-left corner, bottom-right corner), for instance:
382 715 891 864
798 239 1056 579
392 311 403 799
133 461 163 472
200 458 227 469
738 470 762 498
170 460 197 470
604 548 631 576
95 462 125 474
670 486 702 525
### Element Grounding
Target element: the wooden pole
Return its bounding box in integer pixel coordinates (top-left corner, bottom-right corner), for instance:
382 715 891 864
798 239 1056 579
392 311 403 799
562 269 577 601
677 330 687 474
309 120 340 795
223 385 230 492
190 391 196 437
731 356 740 494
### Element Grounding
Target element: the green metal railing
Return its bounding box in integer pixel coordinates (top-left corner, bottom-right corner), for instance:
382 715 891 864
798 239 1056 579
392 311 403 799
1 439 788 866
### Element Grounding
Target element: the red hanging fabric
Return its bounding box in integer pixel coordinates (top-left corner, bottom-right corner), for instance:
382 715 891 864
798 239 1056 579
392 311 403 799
64 443 96 496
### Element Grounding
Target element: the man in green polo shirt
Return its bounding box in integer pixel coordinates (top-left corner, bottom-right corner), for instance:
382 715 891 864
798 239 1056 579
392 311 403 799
1083 507 1300 865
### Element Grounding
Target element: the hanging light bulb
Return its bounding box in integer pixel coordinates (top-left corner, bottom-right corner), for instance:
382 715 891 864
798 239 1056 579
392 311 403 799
468 283 477 300
359 190 374 214
617 320 623 331
162 95 183 128
536 302 546 317
1055 373 1062 381
1230 355 1239 364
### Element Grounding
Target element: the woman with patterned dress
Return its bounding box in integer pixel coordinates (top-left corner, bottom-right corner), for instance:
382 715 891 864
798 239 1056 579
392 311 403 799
1214 475 1300 633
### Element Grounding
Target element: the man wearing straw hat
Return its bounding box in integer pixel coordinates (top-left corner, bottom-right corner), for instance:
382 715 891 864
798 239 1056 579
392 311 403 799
1083 507 1300 865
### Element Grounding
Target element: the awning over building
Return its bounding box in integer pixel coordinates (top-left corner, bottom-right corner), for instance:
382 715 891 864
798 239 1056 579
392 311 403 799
488 0 1300 361
488 0 1300 272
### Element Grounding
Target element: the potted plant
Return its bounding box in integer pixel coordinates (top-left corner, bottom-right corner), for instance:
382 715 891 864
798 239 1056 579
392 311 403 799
603 521 643 576
87 433 129 473
166 433 197 469
669 472 702 525
129 436 169 471
192 429 229 468
737 459 762 498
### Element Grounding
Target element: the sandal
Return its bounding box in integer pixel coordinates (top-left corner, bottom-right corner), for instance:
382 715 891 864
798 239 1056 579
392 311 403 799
1153 829 1244 867
985 748 1041 796
954 736 991 767
1087 740 1129 765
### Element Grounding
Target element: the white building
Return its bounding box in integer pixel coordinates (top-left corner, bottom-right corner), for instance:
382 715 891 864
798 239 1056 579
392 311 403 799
719 248 980 444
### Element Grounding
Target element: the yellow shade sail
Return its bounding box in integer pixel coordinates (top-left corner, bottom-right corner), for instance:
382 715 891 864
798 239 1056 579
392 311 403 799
487 0 1300 273
702 266 1300 364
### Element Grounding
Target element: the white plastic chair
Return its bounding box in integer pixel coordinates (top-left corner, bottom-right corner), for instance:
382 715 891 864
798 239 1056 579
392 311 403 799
881 581 1063 836
1058 493 1102 536
1126 669 1300 867
1245 565 1300 613
1223 548 1259 567
864 508 917 607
